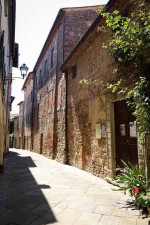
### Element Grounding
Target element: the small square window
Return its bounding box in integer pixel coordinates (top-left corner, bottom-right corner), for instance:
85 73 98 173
72 64 77 79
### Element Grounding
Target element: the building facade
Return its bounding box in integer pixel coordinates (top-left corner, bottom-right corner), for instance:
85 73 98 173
22 72 33 150
0 0 17 172
13 115 19 148
20 1 150 179
31 6 99 163
61 0 150 178
17 101 24 149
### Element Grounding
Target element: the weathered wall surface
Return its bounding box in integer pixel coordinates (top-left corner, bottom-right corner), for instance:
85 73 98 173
55 8 99 163
64 7 98 60
18 102 24 149
33 31 58 157
32 7 99 163
13 117 19 148
24 76 33 150
0 84 3 166
67 33 114 177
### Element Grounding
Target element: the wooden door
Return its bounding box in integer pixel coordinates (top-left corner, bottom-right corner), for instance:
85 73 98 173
114 100 138 168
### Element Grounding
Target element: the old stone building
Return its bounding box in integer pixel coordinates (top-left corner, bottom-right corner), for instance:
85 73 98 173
61 0 149 178
22 72 33 150
13 115 19 148
18 0 150 179
0 0 17 172
17 101 24 149
31 6 99 162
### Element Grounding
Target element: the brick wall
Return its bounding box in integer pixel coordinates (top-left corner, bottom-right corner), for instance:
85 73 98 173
24 75 33 150
54 7 99 163
67 33 114 177
32 7 99 163
64 7 98 60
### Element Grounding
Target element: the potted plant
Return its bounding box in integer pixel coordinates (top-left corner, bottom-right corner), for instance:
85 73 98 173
115 161 150 213
115 161 148 199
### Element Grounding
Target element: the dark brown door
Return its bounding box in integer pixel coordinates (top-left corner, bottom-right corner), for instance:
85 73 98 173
114 100 138 168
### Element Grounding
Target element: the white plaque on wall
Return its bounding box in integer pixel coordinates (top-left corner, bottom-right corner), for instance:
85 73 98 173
96 123 101 139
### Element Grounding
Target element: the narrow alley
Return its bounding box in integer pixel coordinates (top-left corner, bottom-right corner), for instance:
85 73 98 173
0 149 149 225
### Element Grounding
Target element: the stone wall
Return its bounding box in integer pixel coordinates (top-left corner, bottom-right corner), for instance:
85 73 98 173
13 116 19 148
24 75 33 150
32 7 99 163
67 33 114 177
18 102 24 149
54 7 99 163
32 30 58 156
64 7 98 60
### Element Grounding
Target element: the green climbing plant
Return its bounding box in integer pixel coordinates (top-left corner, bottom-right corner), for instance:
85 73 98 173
99 0 150 142
98 0 150 63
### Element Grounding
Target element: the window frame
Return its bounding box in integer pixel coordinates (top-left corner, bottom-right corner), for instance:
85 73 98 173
72 64 77 79
50 47 54 69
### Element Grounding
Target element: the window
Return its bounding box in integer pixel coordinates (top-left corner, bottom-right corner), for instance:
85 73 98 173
48 90 53 112
39 69 42 85
72 64 77 79
31 91 33 100
41 101 45 117
57 85 62 110
34 76 37 89
44 60 47 77
51 48 54 69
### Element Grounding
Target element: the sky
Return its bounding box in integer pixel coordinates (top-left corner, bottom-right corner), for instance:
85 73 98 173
11 0 108 114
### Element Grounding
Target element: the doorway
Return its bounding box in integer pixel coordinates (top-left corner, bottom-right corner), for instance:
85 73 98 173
114 100 138 168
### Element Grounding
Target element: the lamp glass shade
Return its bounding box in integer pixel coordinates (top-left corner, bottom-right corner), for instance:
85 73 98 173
20 63 28 79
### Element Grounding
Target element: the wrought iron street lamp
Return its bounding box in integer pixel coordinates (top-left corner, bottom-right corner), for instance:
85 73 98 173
20 63 28 79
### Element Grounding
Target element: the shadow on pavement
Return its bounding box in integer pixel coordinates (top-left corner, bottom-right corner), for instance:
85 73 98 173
0 150 57 225
118 199 149 219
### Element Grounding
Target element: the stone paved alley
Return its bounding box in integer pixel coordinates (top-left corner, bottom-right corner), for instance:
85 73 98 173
0 149 149 225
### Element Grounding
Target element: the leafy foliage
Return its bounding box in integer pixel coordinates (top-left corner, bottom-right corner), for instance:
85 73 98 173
99 1 150 63
136 193 150 207
107 73 150 140
99 0 150 142
115 161 150 209
127 74 150 139
116 161 148 197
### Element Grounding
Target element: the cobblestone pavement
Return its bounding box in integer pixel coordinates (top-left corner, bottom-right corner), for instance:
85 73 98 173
0 149 149 225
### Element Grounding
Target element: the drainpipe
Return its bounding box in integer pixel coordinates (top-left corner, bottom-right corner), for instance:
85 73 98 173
62 14 69 164
22 103 25 149
52 33 59 159
63 70 69 165
31 70 36 150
